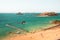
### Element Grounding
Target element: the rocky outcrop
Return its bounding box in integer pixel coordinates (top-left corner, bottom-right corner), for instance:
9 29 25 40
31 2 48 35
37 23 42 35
17 12 23 15
39 12 57 16
51 20 60 24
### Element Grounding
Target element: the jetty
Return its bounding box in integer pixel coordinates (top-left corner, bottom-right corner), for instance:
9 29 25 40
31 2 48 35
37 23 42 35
5 24 27 34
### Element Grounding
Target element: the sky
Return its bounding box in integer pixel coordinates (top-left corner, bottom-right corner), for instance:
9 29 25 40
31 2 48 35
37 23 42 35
0 0 60 13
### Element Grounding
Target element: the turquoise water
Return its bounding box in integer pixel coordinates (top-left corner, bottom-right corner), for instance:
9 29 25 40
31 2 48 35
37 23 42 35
0 13 60 37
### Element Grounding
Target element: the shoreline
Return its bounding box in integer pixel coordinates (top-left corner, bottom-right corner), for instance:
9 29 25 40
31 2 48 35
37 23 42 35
1 24 60 40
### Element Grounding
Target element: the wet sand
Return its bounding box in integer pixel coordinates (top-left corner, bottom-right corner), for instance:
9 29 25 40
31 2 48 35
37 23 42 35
2 24 60 40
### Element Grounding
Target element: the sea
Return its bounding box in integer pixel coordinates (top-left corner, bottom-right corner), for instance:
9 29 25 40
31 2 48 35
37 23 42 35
0 13 60 37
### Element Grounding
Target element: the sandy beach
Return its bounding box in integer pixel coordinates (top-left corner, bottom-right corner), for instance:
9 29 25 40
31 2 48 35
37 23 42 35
2 24 60 40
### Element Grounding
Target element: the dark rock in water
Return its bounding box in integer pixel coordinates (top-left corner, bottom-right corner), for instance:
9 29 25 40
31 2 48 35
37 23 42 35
17 12 23 15
51 20 60 24
21 21 26 24
7 32 12 34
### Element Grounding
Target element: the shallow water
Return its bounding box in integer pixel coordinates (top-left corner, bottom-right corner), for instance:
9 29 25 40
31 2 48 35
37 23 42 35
0 13 60 37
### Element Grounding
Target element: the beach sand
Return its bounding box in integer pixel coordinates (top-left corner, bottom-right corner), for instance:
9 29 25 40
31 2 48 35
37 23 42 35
2 24 60 40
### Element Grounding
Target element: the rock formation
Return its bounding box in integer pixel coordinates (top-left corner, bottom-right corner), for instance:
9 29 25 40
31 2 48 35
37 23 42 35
39 12 57 16
17 12 23 15
51 20 60 24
